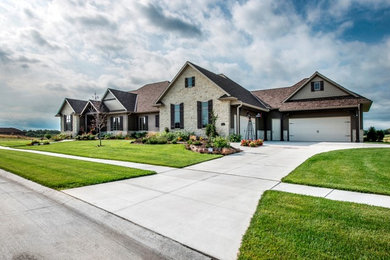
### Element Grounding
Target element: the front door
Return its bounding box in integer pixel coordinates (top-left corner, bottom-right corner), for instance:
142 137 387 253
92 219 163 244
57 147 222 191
272 118 281 141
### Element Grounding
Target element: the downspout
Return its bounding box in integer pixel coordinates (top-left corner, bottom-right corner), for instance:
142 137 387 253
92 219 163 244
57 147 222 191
236 102 243 136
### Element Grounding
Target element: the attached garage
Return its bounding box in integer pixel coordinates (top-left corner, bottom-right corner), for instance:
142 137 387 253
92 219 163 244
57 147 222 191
289 117 351 142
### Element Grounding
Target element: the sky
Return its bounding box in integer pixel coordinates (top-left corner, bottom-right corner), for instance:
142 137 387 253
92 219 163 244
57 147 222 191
0 0 389 130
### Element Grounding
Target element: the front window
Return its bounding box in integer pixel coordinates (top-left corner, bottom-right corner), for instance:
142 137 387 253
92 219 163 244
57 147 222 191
139 116 148 130
112 116 122 131
65 115 71 131
174 104 180 128
201 101 209 127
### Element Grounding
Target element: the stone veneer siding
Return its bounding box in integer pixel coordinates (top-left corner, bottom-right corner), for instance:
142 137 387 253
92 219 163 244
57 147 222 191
159 66 231 136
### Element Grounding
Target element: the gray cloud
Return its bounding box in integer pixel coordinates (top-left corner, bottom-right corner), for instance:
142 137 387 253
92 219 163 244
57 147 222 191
140 3 202 38
72 14 117 30
30 30 60 50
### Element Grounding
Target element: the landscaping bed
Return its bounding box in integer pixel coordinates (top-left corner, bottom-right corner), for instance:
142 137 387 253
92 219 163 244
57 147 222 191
283 148 390 195
239 190 390 259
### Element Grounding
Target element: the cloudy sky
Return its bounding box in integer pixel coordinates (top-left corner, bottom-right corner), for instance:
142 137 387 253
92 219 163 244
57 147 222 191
1 0 389 130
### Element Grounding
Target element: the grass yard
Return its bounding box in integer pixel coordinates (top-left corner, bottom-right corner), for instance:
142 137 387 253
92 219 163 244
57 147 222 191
282 148 390 195
0 138 33 148
0 149 154 190
11 140 222 168
238 191 390 259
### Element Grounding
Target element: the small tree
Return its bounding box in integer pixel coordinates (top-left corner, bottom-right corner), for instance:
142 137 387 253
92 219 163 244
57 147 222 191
366 126 377 142
205 110 218 139
90 108 107 147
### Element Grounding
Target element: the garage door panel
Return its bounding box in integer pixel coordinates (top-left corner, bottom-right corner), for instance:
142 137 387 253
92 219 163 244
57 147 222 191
289 117 351 142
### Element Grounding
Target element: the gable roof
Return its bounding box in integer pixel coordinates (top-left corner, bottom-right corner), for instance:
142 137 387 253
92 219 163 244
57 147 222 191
252 76 372 112
284 71 358 102
106 88 137 111
55 98 87 116
80 100 109 114
156 61 269 111
130 81 170 113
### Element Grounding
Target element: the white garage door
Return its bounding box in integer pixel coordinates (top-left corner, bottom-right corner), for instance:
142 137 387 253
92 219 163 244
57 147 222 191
289 117 351 142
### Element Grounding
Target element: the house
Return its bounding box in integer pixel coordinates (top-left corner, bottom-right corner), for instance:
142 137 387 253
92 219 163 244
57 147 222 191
56 61 372 142
0 127 25 136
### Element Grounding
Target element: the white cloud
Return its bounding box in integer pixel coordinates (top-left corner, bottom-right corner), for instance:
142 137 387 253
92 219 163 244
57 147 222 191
0 0 389 130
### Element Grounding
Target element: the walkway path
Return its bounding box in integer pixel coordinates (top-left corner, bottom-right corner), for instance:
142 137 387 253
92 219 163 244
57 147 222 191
1 142 389 259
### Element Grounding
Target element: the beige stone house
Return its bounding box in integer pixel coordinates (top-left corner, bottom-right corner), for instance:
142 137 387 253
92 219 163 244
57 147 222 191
56 61 372 142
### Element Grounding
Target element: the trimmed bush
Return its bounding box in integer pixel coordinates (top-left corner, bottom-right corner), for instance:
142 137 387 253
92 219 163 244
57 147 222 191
228 133 242 142
213 136 230 148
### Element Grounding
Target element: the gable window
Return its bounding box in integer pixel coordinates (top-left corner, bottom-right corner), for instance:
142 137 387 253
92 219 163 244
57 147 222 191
311 81 324 92
139 116 148 131
111 116 123 131
170 103 184 129
185 77 195 88
64 115 72 131
197 100 213 129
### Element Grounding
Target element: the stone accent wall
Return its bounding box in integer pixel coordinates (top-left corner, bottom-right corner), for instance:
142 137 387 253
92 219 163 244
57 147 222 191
159 65 231 136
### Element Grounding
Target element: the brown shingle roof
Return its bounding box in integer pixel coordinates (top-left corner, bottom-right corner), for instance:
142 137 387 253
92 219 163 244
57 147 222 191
251 78 308 109
189 62 268 109
130 81 170 113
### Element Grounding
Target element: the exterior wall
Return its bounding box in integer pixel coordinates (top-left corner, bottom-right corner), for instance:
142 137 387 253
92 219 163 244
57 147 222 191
290 76 349 100
60 102 79 137
159 66 231 136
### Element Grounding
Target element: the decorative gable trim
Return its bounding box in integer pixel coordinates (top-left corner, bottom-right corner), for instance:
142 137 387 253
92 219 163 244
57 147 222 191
155 61 230 104
102 88 128 112
55 98 76 116
283 71 358 102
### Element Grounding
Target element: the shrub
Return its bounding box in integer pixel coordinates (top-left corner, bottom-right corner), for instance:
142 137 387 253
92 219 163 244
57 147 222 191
175 130 192 141
29 140 40 146
144 136 167 144
164 127 170 133
171 139 177 144
377 130 385 142
44 134 52 140
205 110 218 138
104 133 113 139
187 140 193 145
52 133 71 141
249 141 256 147
367 127 377 142
193 140 202 146
213 136 230 148
42 140 50 145
88 134 96 140
228 133 242 142
161 131 176 141
135 132 147 139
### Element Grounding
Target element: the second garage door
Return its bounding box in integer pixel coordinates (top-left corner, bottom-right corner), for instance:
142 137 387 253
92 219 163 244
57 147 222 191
289 117 351 142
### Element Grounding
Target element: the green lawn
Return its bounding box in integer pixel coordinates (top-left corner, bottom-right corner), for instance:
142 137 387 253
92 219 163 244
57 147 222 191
0 138 33 148
0 149 154 190
1 139 222 168
238 191 390 259
283 148 390 195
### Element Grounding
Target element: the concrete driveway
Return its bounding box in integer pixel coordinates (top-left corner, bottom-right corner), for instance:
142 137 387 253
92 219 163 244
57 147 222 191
64 142 389 260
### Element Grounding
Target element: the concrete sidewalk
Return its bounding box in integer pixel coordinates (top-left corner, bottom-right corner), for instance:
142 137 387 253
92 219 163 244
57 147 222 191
272 182 390 208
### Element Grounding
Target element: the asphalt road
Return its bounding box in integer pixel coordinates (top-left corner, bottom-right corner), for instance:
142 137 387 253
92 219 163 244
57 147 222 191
0 174 208 260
